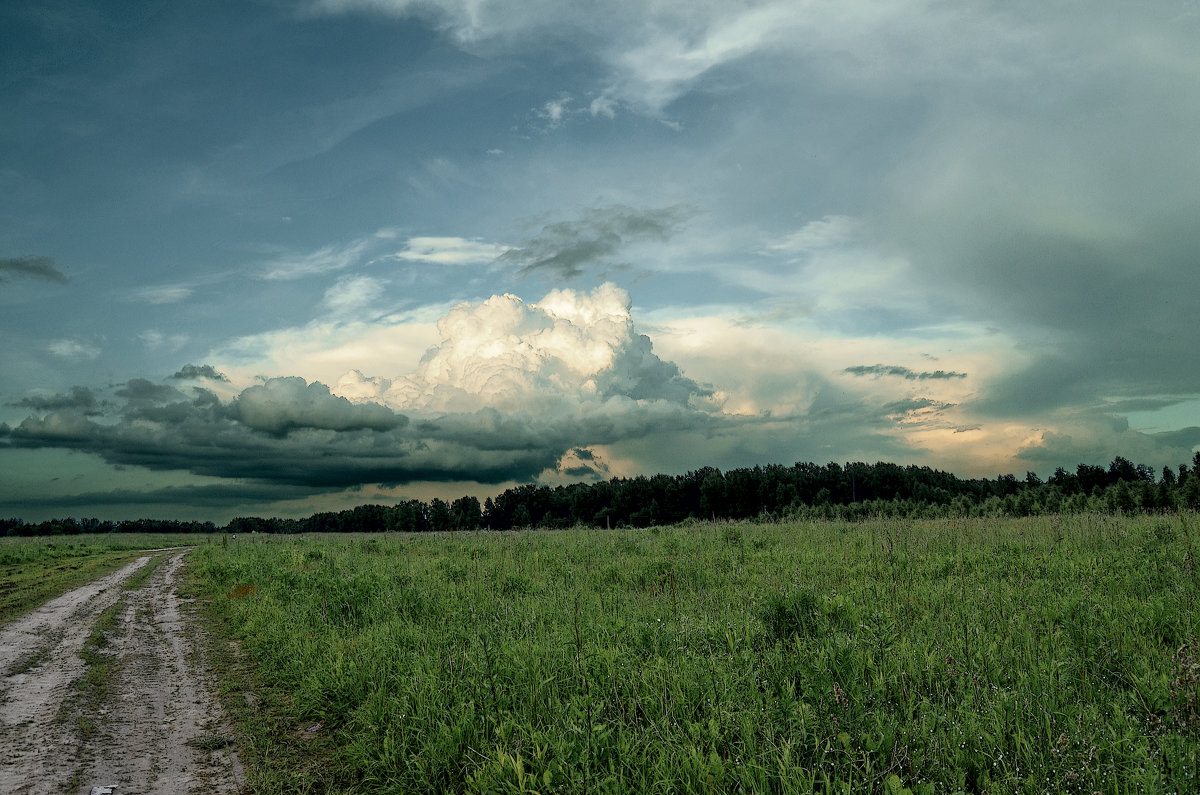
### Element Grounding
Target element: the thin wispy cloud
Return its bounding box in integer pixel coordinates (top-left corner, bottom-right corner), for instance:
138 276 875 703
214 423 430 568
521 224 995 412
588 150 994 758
322 274 387 316
763 216 861 259
257 232 390 280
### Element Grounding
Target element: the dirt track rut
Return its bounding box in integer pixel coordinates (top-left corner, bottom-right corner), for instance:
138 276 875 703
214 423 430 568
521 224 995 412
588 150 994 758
0 550 243 794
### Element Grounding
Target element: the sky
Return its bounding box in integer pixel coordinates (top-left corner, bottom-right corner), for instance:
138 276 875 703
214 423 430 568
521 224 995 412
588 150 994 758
2 0 1199 521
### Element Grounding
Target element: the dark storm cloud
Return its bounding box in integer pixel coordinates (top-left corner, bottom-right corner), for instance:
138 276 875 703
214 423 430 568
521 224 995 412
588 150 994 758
1 374 720 489
878 19 1200 422
2 403 538 488
170 363 230 381
925 225 1200 420
115 378 184 403
843 364 967 381
0 255 68 284
500 205 693 280
8 387 102 414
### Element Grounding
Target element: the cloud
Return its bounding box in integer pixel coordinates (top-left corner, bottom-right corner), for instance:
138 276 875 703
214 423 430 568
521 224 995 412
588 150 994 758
844 364 967 381
611 1 813 112
234 377 403 436
299 0 892 114
588 93 617 119
541 446 613 484
48 339 101 360
763 216 861 259
391 236 509 265
138 330 189 352
257 231 392 280
858 4 1200 429
1016 414 1200 472
0 255 68 284
115 378 185 403
126 285 192 304
500 205 693 280
880 397 954 416
3 387 577 489
8 387 101 415
338 282 709 412
3 284 719 490
535 95 572 129
322 274 387 316
170 364 230 382
879 397 957 430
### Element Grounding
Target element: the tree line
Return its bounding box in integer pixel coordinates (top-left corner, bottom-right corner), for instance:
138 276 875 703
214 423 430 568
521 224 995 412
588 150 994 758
5 453 1200 537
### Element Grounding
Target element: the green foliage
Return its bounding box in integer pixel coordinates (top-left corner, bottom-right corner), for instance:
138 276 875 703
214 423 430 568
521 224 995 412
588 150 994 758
7 455 1200 540
758 588 822 642
190 515 1200 793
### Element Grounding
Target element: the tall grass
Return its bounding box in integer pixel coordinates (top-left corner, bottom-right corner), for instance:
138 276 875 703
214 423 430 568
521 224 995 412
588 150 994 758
188 515 1200 793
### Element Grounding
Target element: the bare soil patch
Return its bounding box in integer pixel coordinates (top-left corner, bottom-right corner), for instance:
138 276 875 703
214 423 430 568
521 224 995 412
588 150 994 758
0 551 243 794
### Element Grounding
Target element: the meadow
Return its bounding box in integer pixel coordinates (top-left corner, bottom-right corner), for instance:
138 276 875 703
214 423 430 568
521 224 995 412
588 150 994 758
185 515 1200 793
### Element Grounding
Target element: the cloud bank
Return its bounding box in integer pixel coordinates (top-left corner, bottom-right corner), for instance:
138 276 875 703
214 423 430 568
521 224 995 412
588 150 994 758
2 284 716 491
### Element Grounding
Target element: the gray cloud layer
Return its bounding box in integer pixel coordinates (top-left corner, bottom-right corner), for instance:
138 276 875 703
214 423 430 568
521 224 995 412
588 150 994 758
1 359 716 490
501 205 693 280
8 387 101 414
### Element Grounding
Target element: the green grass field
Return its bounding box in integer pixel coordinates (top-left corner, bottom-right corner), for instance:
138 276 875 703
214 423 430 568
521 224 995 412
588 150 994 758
180 514 1200 794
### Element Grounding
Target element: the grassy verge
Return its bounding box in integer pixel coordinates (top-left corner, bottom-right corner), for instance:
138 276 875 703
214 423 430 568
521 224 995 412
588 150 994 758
188 602 341 793
0 534 213 625
190 515 1200 793
0 550 136 626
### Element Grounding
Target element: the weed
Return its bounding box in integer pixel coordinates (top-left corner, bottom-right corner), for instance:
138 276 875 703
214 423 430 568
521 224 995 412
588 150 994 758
186 515 1200 793
759 587 821 642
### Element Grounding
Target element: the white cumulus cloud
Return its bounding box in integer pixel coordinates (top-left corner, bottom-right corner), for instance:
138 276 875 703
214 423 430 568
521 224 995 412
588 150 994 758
333 282 707 412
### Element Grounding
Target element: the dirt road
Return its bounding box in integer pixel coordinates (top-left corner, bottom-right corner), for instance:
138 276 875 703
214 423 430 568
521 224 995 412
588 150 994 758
0 550 243 794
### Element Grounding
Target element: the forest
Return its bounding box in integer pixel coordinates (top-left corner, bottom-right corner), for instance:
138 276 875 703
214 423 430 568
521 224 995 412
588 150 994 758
5 453 1200 537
